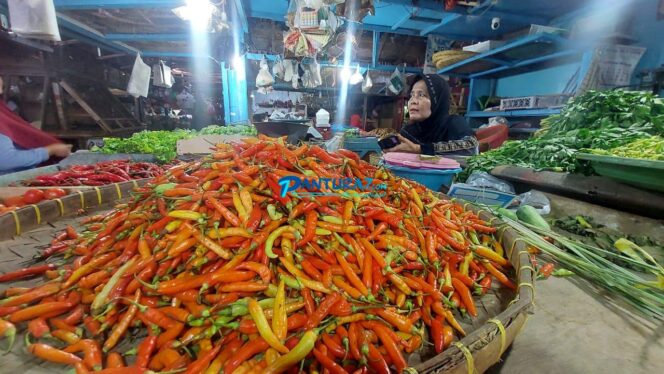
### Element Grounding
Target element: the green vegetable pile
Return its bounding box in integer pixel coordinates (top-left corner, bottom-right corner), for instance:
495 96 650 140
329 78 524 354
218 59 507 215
94 125 257 162
585 136 664 161
464 90 664 178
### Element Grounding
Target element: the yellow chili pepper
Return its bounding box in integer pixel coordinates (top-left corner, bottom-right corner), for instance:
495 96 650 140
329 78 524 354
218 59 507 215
444 263 452 289
239 188 253 216
246 298 289 354
460 252 472 276
473 245 508 266
206 227 253 239
281 237 294 264
279 257 331 294
165 219 182 233
321 215 344 225
263 330 318 374
265 226 299 259
410 188 424 212
168 210 202 221
315 228 332 236
272 280 287 341
232 191 248 223
492 239 505 257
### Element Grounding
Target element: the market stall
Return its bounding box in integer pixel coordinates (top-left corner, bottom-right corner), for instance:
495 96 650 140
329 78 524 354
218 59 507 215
1 0 664 373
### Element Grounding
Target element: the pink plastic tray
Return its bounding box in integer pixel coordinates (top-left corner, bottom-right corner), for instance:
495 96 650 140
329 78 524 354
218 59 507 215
383 152 460 169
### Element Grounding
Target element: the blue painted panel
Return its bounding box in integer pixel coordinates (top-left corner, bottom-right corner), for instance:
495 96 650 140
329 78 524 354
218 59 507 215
54 0 184 9
495 63 579 97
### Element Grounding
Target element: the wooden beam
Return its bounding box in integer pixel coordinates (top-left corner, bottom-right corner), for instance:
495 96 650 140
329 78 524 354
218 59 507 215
52 83 68 131
38 77 51 130
59 80 113 133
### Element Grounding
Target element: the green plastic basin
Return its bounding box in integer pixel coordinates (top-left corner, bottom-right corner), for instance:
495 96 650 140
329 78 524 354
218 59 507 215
576 153 664 193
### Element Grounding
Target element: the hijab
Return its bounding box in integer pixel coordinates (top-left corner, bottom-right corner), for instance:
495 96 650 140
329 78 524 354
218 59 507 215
400 74 473 144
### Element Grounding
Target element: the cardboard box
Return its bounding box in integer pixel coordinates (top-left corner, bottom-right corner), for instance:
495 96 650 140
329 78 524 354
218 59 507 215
447 184 515 207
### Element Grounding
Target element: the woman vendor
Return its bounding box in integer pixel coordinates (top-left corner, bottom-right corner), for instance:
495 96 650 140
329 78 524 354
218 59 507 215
0 100 71 175
385 74 478 155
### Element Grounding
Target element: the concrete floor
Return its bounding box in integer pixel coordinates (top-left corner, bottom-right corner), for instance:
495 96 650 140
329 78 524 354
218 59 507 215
488 193 664 374
488 276 664 373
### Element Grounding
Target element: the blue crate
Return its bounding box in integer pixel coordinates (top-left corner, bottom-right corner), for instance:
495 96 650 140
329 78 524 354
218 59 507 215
342 137 382 159
385 164 462 192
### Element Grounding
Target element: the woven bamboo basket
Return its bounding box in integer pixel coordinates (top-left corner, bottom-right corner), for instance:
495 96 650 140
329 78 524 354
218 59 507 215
0 183 534 373
432 50 477 70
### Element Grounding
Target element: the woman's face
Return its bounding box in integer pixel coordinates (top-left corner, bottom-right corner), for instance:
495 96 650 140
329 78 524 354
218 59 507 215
408 80 432 122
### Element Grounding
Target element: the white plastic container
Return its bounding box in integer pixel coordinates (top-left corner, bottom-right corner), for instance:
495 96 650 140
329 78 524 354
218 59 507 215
316 108 330 126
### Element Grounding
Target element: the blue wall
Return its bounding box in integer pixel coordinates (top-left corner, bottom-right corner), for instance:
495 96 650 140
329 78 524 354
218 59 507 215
631 0 664 78
495 63 579 97
493 0 664 98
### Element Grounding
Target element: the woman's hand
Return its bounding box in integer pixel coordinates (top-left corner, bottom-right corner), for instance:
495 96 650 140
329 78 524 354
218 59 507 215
385 134 421 154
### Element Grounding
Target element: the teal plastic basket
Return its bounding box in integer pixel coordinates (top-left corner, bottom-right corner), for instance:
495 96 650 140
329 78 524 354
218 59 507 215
342 137 381 159
385 164 462 192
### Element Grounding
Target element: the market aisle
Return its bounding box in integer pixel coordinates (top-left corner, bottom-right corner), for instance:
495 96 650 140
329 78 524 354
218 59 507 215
489 277 664 373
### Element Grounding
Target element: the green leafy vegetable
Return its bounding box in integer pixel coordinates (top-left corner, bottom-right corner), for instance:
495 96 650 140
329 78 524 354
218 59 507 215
463 90 664 178
95 125 257 162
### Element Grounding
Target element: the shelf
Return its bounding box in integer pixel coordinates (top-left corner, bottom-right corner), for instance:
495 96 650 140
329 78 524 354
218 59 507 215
437 33 579 78
467 108 561 118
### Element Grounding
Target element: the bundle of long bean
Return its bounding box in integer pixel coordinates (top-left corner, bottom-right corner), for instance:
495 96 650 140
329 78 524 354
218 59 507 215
0 137 515 373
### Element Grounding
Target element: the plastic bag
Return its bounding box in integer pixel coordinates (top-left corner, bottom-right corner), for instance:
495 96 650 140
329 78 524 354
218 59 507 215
283 59 294 82
311 58 322 87
350 65 364 85
7 0 60 41
291 61 300 89
466 171 515 194
362 71 373 93
152 61 174 88
127 54 151 98
387 67 404 95
515 190 551 215
272 57 285 81
256 58 274 94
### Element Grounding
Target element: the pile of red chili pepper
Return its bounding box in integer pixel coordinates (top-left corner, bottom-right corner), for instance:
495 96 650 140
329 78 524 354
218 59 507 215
23 160 164 187
0 137 515 373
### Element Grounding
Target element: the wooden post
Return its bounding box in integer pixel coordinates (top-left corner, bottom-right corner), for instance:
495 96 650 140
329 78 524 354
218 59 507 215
362 95 368 131
38 76 50 129
52 82 68 130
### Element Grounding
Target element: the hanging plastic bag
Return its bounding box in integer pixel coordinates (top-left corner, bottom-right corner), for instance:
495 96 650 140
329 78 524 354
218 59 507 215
7 0 61 41
152 61 174 88
291 61 300 89
256 57 274 94
127 54 151 98
272 56 285 81
283 59 294 83
388 67 404 95
311 58 322 87
350 65 364 85
362 71 373 93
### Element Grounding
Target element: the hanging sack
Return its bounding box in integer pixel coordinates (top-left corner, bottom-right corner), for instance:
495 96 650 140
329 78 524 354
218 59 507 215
127 54 152 98
291 61 300 89
153 61 174 88
362 71 373 93
272 56 285 81
256 57 275 94
311 57 323 87
7 0 60 41
283 59 294 82
388 67 404 95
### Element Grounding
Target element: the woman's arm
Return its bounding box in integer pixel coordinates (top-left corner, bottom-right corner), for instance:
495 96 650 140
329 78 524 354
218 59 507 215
0 134 50 174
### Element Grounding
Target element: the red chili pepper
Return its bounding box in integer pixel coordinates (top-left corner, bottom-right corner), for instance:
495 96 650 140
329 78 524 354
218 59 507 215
0 263 57 282
305 292 342 330
135 335 157 368
312 347 349 374
223 338 269 374
431 317 445 353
